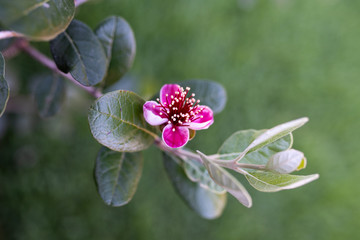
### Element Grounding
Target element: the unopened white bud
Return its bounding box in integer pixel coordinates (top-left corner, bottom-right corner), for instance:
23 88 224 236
266 149 307 174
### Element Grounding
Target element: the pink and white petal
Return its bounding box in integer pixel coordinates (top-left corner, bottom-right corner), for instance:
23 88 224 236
160 84 181 105
143 101 168 126
188 105 214 130
162 124 189 148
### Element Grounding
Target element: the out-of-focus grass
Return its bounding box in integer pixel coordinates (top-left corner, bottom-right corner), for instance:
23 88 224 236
1 0 360 239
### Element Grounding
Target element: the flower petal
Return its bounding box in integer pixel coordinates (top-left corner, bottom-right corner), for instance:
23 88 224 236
162 124 189 148
160 84 181 105
188 105 214 130
143 101 168 126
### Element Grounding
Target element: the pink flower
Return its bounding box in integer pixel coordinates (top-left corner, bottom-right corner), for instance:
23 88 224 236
143 84 214 148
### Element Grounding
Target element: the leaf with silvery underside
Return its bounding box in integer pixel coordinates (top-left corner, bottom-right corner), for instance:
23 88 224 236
0 0 75 41
181 79 227 114
182 155 225 194
88 90 157 152
0 52 9 117
243 170 319 192
218 129 292 171
95 147 143 207
34 73 65 118
235 118 308 162
163 152 227 219
197 151 252 208
95 16 136 88
50 19 107 86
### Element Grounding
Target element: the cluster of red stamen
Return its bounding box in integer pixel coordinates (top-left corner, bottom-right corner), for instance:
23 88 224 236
153 87 204 132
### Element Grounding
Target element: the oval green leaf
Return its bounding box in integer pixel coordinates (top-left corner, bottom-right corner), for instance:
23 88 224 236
181 79 227 114
50 19 107 86
218 129 293 169
163 152 227 219
95 147 143 206
243 170 319 192
88 90 157 152
33 73 65 118
197 151 252 208
235 118 308 162
95 16 136 87
0 52 9 117
0 0 75 41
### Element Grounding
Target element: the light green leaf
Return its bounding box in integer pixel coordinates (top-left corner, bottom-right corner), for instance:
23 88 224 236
244 170 319 192
50 19 107 86
218 129 292 168
95 16 136 87
0 52 9 117
181 79 227 114
235 118 308 162
266 149 306 174
183 158 225 194
34 73 65 118
197 151 252 208
0 0 75 41
163 152 227 219
95 147 143 206
88 90 157 152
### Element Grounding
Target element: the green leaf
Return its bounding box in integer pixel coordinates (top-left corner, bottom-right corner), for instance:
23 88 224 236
234 118 308 162
183 157 225 194
0 52 9 117
197 151 252 208
181 79 227 114
244 170 319 192
50 19 107 86
95 16 136 87
218 129 292 168
88 90 157 152
163 152 227 219
33 73 65 118
95 147 143 206
0 0 75 41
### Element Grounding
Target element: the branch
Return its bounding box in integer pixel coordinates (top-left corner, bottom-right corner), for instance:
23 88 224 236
75 0 90 7
16 40 102 98
0 31 24 40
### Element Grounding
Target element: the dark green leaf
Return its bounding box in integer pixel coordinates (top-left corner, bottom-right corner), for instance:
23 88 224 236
218 130 292 170
95 16 136 87
0 0 75 41
88 90 157 152
33 73 65 118
95 147 143 206
50 19 107 86
0 52 9 117
181 79 227 114
163 152 226 219
197 151 252 208
244 170 319 192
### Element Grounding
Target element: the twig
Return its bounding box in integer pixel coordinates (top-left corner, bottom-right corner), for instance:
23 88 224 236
16 40 102 98
75 0 90 7
0 31 23 40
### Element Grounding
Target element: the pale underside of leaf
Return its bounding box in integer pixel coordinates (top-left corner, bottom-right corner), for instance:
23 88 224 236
198 151 252 208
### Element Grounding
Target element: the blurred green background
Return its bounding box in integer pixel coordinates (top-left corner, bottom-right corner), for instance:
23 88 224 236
1 0 360 239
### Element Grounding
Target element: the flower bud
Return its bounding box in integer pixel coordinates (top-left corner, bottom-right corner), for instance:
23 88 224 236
266 149 307 174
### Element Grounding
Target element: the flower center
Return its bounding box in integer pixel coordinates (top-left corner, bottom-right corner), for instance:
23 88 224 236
155 86 204 129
